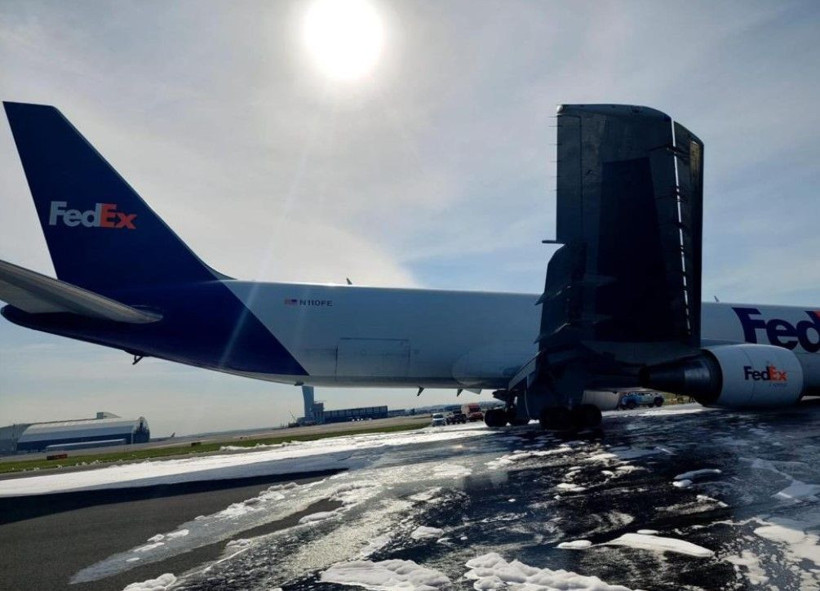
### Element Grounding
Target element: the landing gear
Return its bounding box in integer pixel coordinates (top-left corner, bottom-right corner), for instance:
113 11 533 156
574 404 602 429
508 413 529 427
484 408 508 428
539 404 601 432
539 406 572 431
484 405 530 428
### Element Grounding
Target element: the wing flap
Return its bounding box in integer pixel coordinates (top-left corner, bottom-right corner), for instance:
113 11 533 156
0 259 161 323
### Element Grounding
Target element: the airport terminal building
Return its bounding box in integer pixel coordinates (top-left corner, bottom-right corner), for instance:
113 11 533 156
0 412 150 453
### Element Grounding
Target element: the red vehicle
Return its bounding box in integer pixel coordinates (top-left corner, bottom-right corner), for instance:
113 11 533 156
461 403 484 422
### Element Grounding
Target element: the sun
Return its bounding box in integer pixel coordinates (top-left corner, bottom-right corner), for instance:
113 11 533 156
303 0 384 81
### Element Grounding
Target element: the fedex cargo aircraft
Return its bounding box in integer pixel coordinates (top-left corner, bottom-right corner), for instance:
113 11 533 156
1 102 818 431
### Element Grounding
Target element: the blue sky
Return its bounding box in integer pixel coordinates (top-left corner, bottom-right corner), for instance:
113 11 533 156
1 0 818 436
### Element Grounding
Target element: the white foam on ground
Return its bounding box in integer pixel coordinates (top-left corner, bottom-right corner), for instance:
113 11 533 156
359 534 393 558
299 510 340 524
464 552 634 590
674 469 721 481
122 573 176 591
71 479 380 584
725 550 769 585
486 447 572 469
432 463 471 478
604 533 714 557
673 479 692 489
556 482 587 493
637 406 705 417
134 542 164 553
408 487 442 503
410 526 445 540
73 436 496 585
321 559 451 590
557 540 592 550
614 465 643 474
0 426 491 497
754 518 820 565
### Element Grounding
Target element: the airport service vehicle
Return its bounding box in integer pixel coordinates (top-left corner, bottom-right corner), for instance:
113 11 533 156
618 392 664 410
1 102 819 433
461 403 484 422
431 413 446 427
446 411 467 425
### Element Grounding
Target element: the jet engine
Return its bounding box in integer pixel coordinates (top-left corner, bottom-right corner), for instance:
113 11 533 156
641 344 812 408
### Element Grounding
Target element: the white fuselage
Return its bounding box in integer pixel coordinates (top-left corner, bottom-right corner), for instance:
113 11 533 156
223 281 820 389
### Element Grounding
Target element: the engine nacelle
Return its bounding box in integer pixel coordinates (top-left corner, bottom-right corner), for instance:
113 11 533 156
642 344 805 408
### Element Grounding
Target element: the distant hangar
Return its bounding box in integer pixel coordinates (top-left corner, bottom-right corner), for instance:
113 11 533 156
0 411 150 453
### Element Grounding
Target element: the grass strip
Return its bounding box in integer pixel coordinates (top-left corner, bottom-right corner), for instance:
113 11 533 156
0 421 428 475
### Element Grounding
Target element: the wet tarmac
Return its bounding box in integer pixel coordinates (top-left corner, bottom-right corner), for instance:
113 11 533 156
4 403 820 590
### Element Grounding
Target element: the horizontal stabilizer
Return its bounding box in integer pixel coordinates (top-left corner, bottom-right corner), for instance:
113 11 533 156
0 259 161 323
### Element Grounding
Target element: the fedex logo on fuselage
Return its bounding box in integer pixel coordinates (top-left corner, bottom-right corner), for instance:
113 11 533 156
733 307 820 353
48 201 137 229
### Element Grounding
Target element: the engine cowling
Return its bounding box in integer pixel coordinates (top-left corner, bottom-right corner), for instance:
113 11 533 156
641 344 805 408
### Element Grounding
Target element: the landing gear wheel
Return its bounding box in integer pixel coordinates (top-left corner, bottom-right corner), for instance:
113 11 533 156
505 406 529 426
574 404 602 429
484 408 508 428
539 407 573 432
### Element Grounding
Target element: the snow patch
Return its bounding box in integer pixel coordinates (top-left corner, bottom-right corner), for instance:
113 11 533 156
605 533 713 557
321 559 450 590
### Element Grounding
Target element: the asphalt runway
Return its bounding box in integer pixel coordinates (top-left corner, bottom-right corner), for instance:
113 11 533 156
4 403 820 590
0 471 341 591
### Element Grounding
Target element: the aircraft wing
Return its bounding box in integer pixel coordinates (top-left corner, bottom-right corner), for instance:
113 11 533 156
0 259 161 323
522 105 705 406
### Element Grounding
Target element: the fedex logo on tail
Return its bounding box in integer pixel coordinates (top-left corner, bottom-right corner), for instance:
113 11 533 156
734 307 820 353
48 201 137 229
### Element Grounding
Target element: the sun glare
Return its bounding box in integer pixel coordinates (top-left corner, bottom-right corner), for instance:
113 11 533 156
303 0 384 81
